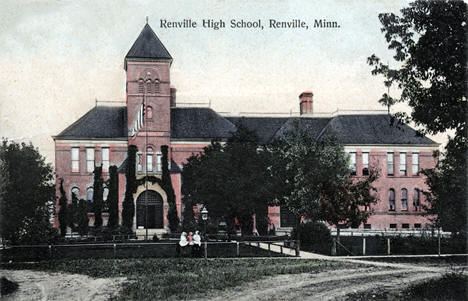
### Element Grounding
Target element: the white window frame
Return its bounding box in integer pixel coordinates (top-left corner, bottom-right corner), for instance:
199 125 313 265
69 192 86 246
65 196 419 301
399 152 407 175
412 153 419 175
101 147 109 173
146 148 153 172
348 152 356 175
136 152 143 172
86 148 95 172
71 147 80 172
156 151 163 172
401 188 408 211
387 152 394 175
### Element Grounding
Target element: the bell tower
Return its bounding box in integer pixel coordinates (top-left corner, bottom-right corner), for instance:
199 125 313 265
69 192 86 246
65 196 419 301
125 23 173 155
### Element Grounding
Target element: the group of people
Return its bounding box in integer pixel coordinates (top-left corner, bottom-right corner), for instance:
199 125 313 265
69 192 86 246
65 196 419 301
177 231 202 257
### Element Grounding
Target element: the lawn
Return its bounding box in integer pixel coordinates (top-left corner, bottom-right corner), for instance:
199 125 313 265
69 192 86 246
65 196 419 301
1 258 351 300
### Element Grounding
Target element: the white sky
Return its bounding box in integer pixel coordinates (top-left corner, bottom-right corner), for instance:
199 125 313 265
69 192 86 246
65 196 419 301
0 0 446 164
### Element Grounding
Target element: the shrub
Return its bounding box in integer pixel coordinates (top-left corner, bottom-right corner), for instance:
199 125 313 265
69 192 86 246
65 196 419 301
292 222 332 255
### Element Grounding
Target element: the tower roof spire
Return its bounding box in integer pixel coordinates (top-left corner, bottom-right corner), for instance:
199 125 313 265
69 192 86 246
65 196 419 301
125 23 172 69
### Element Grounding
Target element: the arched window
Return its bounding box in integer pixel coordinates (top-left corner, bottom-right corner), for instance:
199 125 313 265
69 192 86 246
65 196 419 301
146 80 152 94
71 187 80 200
413 189 420 211
136 152 143 172
138 79 144 94
389 189 395 211
154 79 160 93
401 188 408 211
146 106 153 119
87 187 94 201
146 147 153 172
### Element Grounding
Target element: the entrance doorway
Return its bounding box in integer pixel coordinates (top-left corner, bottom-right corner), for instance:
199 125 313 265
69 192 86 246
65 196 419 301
136 190 164 229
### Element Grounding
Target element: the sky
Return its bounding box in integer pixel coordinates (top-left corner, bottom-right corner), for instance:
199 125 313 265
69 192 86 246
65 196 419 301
0 0 445 164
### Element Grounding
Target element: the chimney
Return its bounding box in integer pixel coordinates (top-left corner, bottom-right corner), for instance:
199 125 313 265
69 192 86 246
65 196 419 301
170 86 177 107
299 90 313 115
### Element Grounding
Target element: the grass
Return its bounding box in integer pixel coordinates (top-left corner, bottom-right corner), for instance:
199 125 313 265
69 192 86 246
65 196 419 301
355 255 468 266
1 258 353 300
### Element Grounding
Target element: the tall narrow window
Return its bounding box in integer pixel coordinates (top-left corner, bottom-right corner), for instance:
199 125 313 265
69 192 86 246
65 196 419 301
101 147 109 173
387 152 394 176
412 153 419 175
401 188 408 211
146 80 152 94
71 147 79 172
400 152 407 175
86 148 95 172
136 152 143 172
389 189 395 211
349 152 356 175
138 79 144 93
154 79 160 93
413 189 420 211
362 152 369 175
146 147 153 172
71 187 80 199
87 187 94 201
156 151 162 172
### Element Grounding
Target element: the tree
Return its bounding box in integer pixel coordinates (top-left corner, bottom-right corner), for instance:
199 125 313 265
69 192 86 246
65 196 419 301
107 165 119 228
92 166 104 228
161 145 179 232
0 139 56 243
182 124 270 235
77 197 89 236
122 145 137 230
368 0 467 233
68 190 80 232
58 178 68 237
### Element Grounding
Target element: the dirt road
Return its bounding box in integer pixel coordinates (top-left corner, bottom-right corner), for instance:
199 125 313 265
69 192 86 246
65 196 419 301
0 269 126 301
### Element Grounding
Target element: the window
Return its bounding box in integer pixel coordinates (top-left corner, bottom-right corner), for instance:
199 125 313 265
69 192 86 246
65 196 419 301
401 188 408 211
412 153 419 175
71 187 80 199
390 224 397 229
387 152 394 175
349 152 356 175
86 148 95 172
146 80 152 94
413 189 420 211
137 152 143 172
362 152 369 175
389 189 395 211
154 79 160 93
414 223 421 229
103 187 109 212
87 187 94 201
146 106 153 120
101 147 109 172
400 152 407 175
156 151 162 172
364 224 371 229
138 79 144 93
71 147 79 172
146 147 153 172
402 223 410 229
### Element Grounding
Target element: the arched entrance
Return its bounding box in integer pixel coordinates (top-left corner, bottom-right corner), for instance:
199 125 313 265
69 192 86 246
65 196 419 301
136 190 164 229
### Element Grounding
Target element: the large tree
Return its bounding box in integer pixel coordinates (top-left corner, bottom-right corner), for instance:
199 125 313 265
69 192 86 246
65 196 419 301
92 166 104 228
122 145 137 230
58 178 68 237
182 124 270 235
107 165 119 228
161 145 179 232
0 140 56 243
368 0 467 234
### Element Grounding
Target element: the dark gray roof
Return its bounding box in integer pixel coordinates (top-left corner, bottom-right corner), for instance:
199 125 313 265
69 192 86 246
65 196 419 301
171 108 236 140
55 106 437 146
54 106 127 140
227 117 289 144
125 24 172 64
325 115 436 145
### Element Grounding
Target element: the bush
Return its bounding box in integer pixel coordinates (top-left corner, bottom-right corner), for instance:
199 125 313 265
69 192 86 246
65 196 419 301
292 222 332 255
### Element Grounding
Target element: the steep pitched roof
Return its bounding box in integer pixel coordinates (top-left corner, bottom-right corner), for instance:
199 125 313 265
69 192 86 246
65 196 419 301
324 114 437 145
54 106 127 140
273 117 333 142
125 24 172 65
226 117 289 145
170 108 236 140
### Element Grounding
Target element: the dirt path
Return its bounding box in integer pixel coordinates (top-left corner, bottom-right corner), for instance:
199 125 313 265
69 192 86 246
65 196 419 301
199 266 444 301
0 269 126 301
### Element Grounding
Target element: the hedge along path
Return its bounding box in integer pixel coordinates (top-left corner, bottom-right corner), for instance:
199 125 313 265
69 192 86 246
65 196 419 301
0 269 126 301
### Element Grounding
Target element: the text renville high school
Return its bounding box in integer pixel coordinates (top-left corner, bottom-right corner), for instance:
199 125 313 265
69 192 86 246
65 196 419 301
53 23 438 235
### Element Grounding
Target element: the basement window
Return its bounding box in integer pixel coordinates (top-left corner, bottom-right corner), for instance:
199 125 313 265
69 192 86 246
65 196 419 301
390 224 397 229
414 223 421 229
402 224 410 229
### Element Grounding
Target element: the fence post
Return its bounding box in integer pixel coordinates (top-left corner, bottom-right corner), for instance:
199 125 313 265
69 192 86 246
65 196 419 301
268 242 271 257
362 237 366 256
296 240 300 257
331 237 337 256
387 238 391 255
49 245 52 259
438 227 441 256
280 245 283 254
204 241 207 259
236 242 240 257
113 243 117 258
